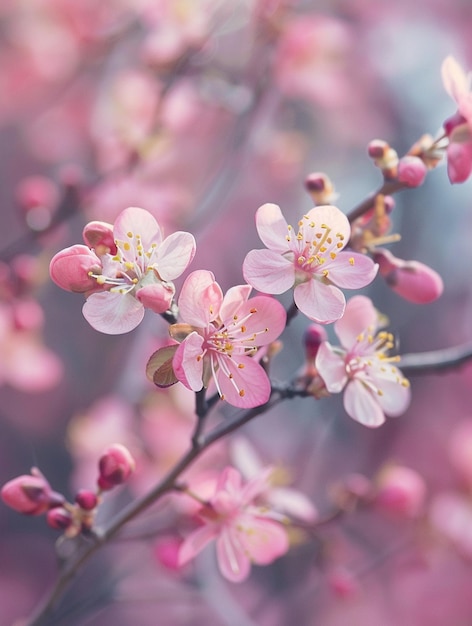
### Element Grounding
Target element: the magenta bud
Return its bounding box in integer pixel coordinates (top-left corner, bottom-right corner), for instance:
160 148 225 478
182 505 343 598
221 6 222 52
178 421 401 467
304 172 338 205
1 468 64 515
75 489 99 511
373 248 443 304
304 324 328 361
82 220 116 256
367 139 389 159
98 444 136 491
49 244 102 293
47 506 73 530
375 465 426 518
305 172 327 192
397 156 427 187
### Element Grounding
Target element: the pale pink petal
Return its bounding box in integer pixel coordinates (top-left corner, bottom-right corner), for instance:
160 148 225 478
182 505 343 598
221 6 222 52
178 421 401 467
430 492 472 557
343 379 385 427
173 332 204 391
294 279 345 323
315 342 348 392
240 468 274 505
178 270 222 327
304 205 351 241
268 487 318 522
136 283 174 313
230 437 263 479
179 524 218 565
243 249 295 294
216 354 271 408
236 515 289 564
326 251 378 289
334 295 378 348
255 203 290 253
216 527 251 582
232 295 286 346
441 55 468 103
113 206 161 249
157 231 196 281
219 284 252 321
368 366 411 416
216 466 243 495
83 291 144 334
447 141 472 183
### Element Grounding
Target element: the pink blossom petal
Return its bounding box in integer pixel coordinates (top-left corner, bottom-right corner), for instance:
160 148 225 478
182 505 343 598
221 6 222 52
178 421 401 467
157 231 196 281
240 467 274 505
136 283 174 313
369 366 411 416
173 332 204 391
294 279 345 323
178 270 222 327
219 284 252 321
343 379 386 427
217 527 251 582
315 342 347 392
113 206 161 249
216 354 271 408
441 55 468 104
243 249 295 294
49 245 101 293
268 487 318 522
83 291 144 334
334 296 378 348
326 251 378 289
255 203 290 253
216 466 243 493
179 524 218 565
447 141 472 183
305 205 351 240
236 515 289 565
234 296 286 346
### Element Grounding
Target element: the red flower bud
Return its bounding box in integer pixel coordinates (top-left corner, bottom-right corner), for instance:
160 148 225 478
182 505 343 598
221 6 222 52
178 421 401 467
75 489 99 511
303 324 328 361
98 444 136 491
47 507 73 530
1 468 64 515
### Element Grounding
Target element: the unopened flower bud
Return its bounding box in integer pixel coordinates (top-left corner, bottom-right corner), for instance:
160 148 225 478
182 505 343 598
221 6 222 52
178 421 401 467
367 139 389 159
49 244 102 293
367 139 398 175
397 156 427 187
304 172 338 205
98 444 136 491
373 248 443 304
1 468 64 515
304 324 328 361
47 506 73 530
75 489 99 511
375 465 426 518
82 220 116 256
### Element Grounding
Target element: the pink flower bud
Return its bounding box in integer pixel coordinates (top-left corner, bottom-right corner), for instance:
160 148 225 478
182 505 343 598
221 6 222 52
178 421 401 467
304 324 328 361
49 244 102 293
82 220 116 256
304 172 338 205
397 156 427 187
136 282 175 314
367 139 389 159
47 506 73 530
75 489 99 511
367 140 398 174
98 444 136 491
154 536 184 571
327 567 359 599
373 248 443 304
1 468 64 515
375 465 426 518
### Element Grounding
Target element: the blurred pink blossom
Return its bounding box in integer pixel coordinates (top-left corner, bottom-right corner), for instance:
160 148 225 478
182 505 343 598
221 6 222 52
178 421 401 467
1 467 64 515
315 295 410 427
243 203 378 323
179 466 289 582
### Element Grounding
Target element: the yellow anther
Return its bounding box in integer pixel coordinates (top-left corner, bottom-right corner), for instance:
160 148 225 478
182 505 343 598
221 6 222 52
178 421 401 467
250 308 257 314
127 231 133 237
336 242 343 248
239 389 245 397
327 237 332 244
238 363 244 369
297 233 303 240
241 325 247 332
297 256 306 265
123 242 131 251
322 269 329 277
401 379 410 388
377 389 384 396
96 275 107 285
349 257 355 265
330 252 336 260
320 246 327 252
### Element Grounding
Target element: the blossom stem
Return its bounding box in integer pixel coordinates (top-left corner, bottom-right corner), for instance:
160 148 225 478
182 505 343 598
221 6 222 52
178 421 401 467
400 340 472 375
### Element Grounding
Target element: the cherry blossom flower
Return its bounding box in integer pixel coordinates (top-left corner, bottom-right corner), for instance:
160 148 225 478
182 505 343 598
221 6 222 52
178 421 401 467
441 56 472 183
179 466 289 582
243 203 377 324
315 295 410 427
50 206 196 334
170 270 286 408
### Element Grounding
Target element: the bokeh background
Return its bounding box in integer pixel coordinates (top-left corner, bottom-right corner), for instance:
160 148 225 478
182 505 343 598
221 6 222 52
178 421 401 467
1 1 472 624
